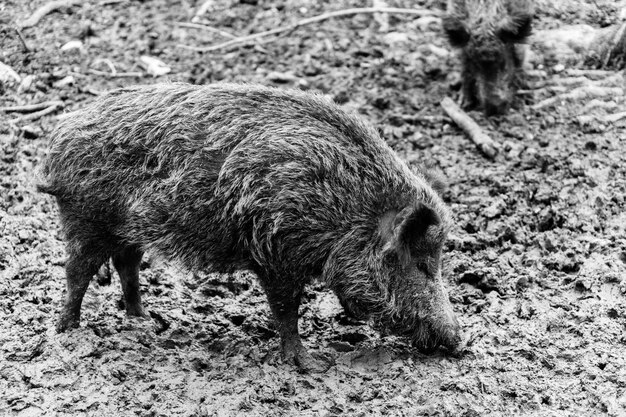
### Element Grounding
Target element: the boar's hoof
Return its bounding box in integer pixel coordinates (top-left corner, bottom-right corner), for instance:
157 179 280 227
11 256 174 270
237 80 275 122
125 305 148 318
447 333 470 357
56 315 80 333
283 343 333 373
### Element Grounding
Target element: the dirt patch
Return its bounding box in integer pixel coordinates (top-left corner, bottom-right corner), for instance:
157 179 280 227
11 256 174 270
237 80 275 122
1 0 625 415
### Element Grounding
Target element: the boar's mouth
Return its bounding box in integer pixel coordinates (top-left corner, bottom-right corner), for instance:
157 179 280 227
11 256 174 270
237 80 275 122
379 316 462 354
411 324 462 353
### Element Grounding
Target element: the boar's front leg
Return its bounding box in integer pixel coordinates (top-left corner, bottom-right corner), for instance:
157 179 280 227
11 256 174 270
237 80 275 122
459 59 479 110
259 275 330 373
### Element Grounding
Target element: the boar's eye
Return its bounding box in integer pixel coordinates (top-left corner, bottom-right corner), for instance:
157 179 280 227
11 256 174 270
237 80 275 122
416 261 429 275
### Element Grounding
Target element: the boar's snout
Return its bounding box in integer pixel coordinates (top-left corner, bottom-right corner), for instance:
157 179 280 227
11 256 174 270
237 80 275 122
411 298 464 354
483 99 509 117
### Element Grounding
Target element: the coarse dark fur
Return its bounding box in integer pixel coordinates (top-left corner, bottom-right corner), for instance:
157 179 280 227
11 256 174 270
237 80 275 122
443 0 533 116
39 83 462 371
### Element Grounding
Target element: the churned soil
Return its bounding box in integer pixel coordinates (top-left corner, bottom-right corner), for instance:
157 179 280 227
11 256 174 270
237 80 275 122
1 0 624 416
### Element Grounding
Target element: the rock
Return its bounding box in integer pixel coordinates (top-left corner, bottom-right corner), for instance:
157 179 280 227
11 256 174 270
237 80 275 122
0 61 21 84
483 199 506 219
139 56 170 77
516 276 530 291
18 75 35 93
266 71 300 83
53 75 75 88
60 40 83 52
383 32 409 45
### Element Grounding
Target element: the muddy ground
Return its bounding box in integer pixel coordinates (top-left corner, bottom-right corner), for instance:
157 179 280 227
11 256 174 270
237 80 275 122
1 0 625 416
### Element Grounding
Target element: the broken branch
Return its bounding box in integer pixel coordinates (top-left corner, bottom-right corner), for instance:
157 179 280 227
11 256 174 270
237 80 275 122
440 97 498 159
0 101 64 113
564 69 614 78
532 86 624 110
175 22 237 39
88 68 144 78
10 102 64 123
578 111 626 125
179 7 438 53
19 0 82 29
14 27 30 52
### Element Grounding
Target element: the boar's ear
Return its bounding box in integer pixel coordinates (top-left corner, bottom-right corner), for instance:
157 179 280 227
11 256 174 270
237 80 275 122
421 167 448 197
442 16 471 47
394 203 441 245
497 14 533 43
382 204 441 262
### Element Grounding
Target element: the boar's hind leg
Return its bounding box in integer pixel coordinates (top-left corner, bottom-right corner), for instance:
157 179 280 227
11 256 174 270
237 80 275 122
112 245 146 318
261 278 329 373
57 241 109 333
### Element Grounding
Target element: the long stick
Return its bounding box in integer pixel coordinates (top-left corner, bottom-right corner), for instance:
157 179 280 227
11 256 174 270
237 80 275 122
179 7 438 53
578 111 626 125
11 103 64 123
532 86 624 110
88 68 144 78
14 27 30 52
175 22 237 39
0 101 64 113
440 97 498 159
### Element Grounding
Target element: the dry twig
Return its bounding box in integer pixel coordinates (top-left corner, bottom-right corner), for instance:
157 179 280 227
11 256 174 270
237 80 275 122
519 86 568 96
532 86 624 110
604 111 626 123
99 0 128 5
193 0 217 22
176 22 237 39
530 77 589 89
11 102 64 123
440 97 498 159
93 58 118 75
373 0 391 32
14 27 30 52
179 7 438 53
18 0 82 29
564 69 614 78
1 101 64 113
88 68 144 78
393 114 448 124
56 109 82 120
578 111 626 125
582 99 619 112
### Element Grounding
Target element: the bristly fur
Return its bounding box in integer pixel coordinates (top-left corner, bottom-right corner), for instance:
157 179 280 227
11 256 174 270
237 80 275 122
446 0 533 34
40 82 460 362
